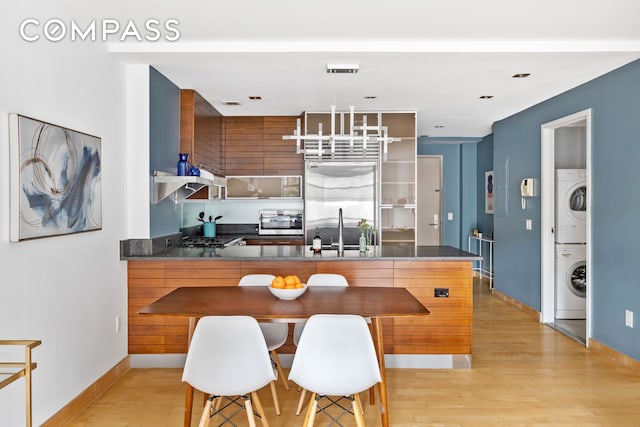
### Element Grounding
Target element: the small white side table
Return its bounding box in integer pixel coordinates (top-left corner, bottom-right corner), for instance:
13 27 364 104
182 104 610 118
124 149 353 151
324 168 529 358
468 235 494 289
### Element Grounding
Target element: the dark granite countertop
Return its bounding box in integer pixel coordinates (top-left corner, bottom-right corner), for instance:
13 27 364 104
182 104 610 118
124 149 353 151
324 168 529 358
123 243 480 261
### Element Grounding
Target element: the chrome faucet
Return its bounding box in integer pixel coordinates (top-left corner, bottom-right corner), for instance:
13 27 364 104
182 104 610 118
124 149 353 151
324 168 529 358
338 208 344 256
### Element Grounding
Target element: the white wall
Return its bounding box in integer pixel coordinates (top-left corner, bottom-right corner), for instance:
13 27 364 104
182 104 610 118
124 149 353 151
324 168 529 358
0 6 129 425
555 126 587 169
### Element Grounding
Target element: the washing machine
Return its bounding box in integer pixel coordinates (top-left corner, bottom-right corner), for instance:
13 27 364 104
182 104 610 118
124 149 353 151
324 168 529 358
555 169 587 243
555 244 586 319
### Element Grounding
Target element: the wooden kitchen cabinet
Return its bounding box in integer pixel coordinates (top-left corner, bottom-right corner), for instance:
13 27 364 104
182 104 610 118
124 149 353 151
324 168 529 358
263 116 304 175
224 116 304 176
180 89 224 175
127 258 472 356
180 89 224 199
224 116 264 175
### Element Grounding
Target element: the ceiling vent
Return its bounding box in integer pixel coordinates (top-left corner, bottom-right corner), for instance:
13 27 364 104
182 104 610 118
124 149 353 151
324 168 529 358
326 64 359 74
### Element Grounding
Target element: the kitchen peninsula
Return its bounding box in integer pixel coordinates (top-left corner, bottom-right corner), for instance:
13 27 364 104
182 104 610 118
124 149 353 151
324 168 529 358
125 242 480 367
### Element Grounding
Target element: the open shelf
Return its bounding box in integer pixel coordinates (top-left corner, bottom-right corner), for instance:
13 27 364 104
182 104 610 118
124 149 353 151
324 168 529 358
152 171 226 204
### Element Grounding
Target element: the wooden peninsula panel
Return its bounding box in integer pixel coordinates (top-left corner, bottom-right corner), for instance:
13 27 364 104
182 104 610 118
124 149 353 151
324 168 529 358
128 258 473 356
393 260 473 354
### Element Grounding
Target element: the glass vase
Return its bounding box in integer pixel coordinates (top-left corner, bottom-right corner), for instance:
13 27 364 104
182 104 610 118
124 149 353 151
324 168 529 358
359 232 367 252
177 153 189 176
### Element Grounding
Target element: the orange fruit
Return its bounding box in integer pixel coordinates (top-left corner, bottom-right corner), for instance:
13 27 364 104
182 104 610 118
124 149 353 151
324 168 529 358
284 275 297 287
293 275 301 284
271 276 285 289
294 282 304 289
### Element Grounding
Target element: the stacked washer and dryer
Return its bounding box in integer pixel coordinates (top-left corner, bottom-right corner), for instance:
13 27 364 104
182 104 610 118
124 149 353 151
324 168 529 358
555 169 587 319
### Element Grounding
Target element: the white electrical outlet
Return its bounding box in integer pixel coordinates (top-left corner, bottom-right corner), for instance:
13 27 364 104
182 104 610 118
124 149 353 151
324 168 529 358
447 212 453 220
625 310 633 328
115 315 121 333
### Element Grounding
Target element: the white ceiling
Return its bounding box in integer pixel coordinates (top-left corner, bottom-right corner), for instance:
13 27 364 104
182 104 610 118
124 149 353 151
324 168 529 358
107 0 640 137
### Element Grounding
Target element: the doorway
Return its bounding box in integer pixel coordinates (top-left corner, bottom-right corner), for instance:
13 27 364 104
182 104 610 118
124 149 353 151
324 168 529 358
417 155 442 245
540 109 591 345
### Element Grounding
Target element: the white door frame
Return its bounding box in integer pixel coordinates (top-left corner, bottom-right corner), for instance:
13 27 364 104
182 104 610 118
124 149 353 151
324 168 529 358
540 108 592 343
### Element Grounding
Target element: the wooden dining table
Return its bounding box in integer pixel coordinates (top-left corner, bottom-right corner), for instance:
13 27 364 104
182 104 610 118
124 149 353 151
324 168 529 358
139 285 429 427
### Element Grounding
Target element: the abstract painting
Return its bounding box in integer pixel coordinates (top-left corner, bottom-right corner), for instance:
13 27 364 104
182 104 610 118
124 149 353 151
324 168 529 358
9 114 102 241
485 170 494 214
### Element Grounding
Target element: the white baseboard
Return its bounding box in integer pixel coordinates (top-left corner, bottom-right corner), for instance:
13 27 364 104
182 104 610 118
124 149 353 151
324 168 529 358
130 353 472 369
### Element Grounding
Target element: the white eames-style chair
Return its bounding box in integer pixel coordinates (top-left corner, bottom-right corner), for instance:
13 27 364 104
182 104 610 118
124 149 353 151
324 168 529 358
238 274 290 413
292 274 349 346
182 316 276 427
292 273 349 415
289 314 382 427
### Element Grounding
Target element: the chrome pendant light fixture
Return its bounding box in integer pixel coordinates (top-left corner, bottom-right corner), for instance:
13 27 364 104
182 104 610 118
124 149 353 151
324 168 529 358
283 105 398 161
282 64 398 161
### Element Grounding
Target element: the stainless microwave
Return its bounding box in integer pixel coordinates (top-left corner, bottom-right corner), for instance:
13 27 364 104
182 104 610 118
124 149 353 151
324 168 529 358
258 210 303 235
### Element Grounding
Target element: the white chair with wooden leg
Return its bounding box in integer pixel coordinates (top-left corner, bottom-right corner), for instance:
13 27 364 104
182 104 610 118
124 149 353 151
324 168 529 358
292 273 349 415
182 316 275 427
292 274 348 346
289 314 382 427
239 274 290 415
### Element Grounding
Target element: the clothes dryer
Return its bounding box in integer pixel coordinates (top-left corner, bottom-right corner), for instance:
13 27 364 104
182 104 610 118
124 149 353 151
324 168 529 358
555 169 587 243
555 243 586 319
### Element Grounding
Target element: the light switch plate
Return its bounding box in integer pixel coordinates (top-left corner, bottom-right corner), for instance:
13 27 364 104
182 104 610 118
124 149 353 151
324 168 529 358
526 219 532 230
447 212 453 220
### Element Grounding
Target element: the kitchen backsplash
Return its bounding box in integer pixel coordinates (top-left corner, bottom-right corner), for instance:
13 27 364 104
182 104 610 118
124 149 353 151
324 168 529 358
181 199 303 228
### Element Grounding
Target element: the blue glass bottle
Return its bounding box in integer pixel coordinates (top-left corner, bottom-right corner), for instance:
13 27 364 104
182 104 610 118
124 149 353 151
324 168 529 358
177 153 189 176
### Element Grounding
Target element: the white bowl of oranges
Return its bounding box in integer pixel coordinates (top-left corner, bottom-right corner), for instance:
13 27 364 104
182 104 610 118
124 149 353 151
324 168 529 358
269 275 307 300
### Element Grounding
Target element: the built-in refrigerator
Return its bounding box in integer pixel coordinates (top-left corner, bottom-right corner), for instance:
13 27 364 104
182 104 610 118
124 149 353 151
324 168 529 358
304 161 379 246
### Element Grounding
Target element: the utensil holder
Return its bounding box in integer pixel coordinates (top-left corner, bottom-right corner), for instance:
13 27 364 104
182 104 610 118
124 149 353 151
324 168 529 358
203 222 216 238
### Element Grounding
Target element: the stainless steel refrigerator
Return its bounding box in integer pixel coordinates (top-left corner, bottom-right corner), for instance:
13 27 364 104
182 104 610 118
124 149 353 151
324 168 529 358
304 161 379 246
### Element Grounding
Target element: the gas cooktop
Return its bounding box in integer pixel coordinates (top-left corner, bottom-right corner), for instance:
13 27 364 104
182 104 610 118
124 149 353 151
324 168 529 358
179 235 242 248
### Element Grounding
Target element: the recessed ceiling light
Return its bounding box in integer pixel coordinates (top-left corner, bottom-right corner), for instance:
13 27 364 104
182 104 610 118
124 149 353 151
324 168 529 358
512 73 531 78
364 96 377 100
326 64 359 74
434 125 445 128
222 101 241 106
249 96 262 100
479 95 494 99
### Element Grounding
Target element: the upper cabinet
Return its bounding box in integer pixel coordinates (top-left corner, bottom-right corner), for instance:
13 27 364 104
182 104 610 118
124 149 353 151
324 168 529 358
224 116 264 175
380 112 416 206
180 90 224 200
224 116 304 176
263 116 304 175
380 112 417 245
180 89 224 175
226 176 302 199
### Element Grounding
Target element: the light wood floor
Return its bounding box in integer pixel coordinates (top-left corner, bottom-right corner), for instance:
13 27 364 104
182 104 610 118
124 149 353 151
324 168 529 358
67 282 640 426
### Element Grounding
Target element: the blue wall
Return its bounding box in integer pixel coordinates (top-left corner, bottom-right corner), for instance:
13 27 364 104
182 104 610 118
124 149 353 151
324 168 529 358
493 59 640 361
476 134 494 237
149 67 181 237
